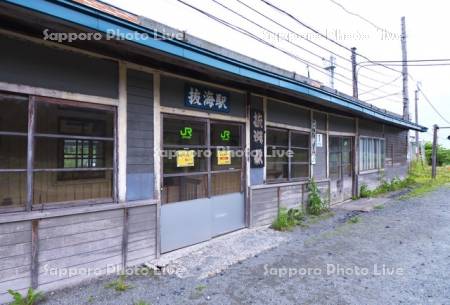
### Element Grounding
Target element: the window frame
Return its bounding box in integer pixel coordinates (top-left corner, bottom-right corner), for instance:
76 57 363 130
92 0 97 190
0 94 117 213
161 114 245 204
359 136 385 173
266 126 310 183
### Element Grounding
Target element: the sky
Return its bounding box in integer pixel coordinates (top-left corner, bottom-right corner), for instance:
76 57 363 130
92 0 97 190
105 0 450 147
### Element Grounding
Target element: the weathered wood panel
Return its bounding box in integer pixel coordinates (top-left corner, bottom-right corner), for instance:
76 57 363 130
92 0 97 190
126 69 154 201
126 205 157 266
0 221 31 304
37 210 123 287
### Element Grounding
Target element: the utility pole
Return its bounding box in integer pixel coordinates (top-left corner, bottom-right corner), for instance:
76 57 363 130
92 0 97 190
324 55 336 89
431 124 438 179
401 16 409 121
351 47 358 98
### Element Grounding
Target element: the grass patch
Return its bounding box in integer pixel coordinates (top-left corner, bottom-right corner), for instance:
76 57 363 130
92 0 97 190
8 288 44 305
347 216 360 224
358 162 450 199
401 163 450 199
373 204 384 210
105 275 133 292
271 207 305 231
134 301 150 305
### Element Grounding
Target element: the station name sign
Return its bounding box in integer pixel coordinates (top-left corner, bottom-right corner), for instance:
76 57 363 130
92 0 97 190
184 84 230 113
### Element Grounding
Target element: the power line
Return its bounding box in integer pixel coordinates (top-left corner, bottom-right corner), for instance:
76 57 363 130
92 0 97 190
363 92 402 102
230 0 400 88
259 0 403 76
328 0 395 34
176 0 406 104
418 87 450 125
175 0 356 87
366 63 450 67
210 0 395 91
370 58 450 63
359 75 401 96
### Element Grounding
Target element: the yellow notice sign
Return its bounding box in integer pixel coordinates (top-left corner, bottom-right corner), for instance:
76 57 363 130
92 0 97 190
217 150 232 165
176 150 195 167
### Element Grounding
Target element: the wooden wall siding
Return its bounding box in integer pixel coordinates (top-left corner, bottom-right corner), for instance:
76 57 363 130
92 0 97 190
126 205 157 266
0 35 118 99
250 181 330 227
160 75 247 118
0 221 31 304
359 120 384 138
267 99 310 129
0 204 157 304
126 69 154 201
37 210 124 289
328 115 355 133
385 125 408 166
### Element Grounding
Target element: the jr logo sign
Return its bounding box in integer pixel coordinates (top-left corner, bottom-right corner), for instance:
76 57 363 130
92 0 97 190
180 127 193 140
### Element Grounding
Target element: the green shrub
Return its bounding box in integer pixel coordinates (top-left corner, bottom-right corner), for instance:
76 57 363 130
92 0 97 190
307 179 328 215
359 183 371 198
7 288 44 305
272 208 297 231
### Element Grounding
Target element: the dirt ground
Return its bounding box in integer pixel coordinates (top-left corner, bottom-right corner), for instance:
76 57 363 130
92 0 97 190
40 187 450 305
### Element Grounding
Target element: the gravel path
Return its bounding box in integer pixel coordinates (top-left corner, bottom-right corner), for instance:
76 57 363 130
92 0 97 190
40 187 450 305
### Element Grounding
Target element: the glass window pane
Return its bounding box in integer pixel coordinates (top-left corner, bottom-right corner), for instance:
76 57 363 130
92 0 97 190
0 172 26 210
211 123 241 147
267 146 288 163
291 132 309 148
163 117 206 146
211 149 242 171
36 103 114 137
0 93 28 133
0 135 27 169
291 163 309 179
267 128 288 146
211 171 241 196
33 170 113 205
34 138 113 169
291 148 308 163
162 175 208 204
266 162 288 181
163 149 207 174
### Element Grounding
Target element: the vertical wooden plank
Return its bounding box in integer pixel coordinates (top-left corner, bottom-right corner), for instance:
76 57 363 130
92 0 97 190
118 61 127 202
326 114 330 179
248 187 253 228
263 96 267 183
113 106 118 203
244 92 251 228
310 110 314 179
153 72 161 258
27 97 36 211
277 186 281 211
31 219 39 288
354 118 359 197
122 208 129 269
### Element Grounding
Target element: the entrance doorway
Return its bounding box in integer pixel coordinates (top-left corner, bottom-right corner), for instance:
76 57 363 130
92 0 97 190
160 115 246 253
329 136 353 204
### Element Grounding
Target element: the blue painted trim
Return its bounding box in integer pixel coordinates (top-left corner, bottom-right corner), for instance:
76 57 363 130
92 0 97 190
4 0 427 132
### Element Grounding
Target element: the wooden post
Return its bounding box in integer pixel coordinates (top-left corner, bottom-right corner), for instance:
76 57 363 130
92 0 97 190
153 72 161 259
31 220 39 289
431 124 439 179
26 97 36 211
121 208 129 270
118 62 127 202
